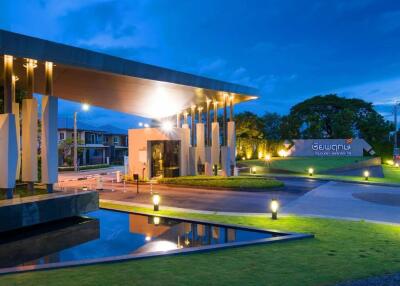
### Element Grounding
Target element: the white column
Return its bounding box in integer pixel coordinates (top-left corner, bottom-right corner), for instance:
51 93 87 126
211 122 220 171
220 146 231 177
21 98 38 183
0 114 18 190
22 59 38 190
196 123 205 164
181 123 190 176
41 62 58 191
12 75 21 181
227 121 236 169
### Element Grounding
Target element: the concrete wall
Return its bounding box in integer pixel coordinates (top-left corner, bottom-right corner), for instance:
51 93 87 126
128 128 188 179
0 191 99 232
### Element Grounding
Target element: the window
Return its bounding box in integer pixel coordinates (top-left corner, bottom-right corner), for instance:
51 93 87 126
113 136 119 145
59 132 65 140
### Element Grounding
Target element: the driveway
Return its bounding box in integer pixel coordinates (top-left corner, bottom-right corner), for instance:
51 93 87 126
58 176 323 213
282 181 400 223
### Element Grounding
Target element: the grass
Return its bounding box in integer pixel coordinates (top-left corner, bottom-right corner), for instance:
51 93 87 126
241 157 367 173
2 202 400 286
0 186 48 200
158 175 284 190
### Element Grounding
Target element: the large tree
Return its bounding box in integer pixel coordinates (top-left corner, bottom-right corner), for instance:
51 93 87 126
262 112 283 140
285 94 392 144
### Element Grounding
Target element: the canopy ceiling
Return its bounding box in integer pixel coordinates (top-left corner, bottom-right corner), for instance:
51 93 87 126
0 30 258 118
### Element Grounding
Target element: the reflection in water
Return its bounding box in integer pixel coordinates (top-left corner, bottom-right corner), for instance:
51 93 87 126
0 210 276 269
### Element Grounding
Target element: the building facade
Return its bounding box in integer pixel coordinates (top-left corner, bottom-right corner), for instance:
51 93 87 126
58 119 128 167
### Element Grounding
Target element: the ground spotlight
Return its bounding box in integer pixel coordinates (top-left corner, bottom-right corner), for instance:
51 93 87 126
153 193 161 211
363 170 370 181
270 199 279 220
396 163 399 168
251 166 257 174
308 168 314 176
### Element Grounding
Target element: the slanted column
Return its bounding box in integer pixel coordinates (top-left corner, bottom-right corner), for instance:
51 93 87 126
12 75 21 181
211 100 220 175
181 111 190 176
196 107 205 174
0 55 18 199
41 62 58 193
176 112 181 128
22 59 38 191
227 95 236 175
189 105 197 175
204 99 212 175
220 94 231 177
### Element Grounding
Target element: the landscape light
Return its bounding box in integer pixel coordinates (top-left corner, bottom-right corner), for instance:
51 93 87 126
264 154 271 162
81 103 90 111
161 121 173 132
82 186 88 191
138 122 143 127
363 170 370 181
278 149 287 158
251 166 257 174
153 216 160 225
145 236 152 241
308 168 314 176
242 157 246 161
144 123 150 128
270 199 279 220
396 163 399 168
153 193 161 211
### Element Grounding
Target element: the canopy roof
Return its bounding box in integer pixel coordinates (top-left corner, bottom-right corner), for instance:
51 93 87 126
0 30 258 118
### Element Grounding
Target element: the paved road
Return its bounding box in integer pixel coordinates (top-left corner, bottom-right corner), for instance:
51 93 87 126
57 175 324 213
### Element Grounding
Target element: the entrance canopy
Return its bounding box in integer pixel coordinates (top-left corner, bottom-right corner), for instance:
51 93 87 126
0 30 258 118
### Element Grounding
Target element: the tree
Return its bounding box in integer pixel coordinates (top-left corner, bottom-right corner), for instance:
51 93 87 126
58 138 84 166
262 112 283 140
285 94 393 145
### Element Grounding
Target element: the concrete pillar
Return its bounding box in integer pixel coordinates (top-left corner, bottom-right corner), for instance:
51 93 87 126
22 59 38 190
181 123 190 176
196 123 205 170
206 99 211 146
1 55 18 198
204 147 212 176
223 94 227 146
41 62 58 193
0 114 18 197
12 75 21 181
191 105 196 146
211 122 220 172
176 112 181 128
189 146 197 175
227 121 236 171
220 146 231 177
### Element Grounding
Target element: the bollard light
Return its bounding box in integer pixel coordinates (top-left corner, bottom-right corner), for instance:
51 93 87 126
270 199 279 220
396 163 399 168
308 167 314 176
251 166 257 174
153 193 161 211
82 186 88 191
363 170 370 181
264 154 271 162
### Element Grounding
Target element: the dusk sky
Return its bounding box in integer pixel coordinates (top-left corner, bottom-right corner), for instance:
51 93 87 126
1 0 400 128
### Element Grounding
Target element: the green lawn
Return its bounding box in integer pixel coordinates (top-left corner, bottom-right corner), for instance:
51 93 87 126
3 202 400 286
0 186 48 200
158 175 284 190
241 157 367 173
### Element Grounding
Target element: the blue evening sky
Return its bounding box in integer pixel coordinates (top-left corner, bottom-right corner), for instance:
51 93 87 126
1 0 400 127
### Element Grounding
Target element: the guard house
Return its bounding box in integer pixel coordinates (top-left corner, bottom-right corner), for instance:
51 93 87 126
128 92 257 179
0 29 258 199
